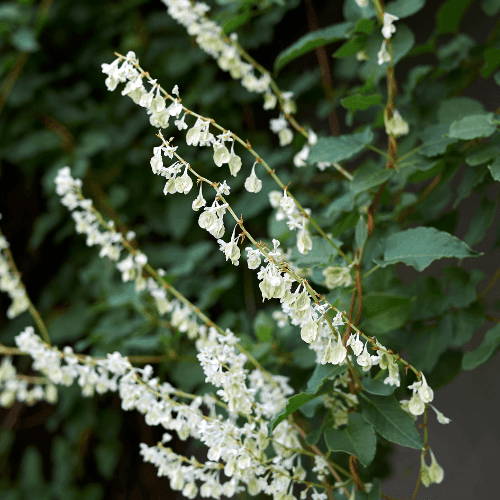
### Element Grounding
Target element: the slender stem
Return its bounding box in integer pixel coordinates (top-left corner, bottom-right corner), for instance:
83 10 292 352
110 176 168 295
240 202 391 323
362 264 380 279
396 173 442 223
412 406 429 500
293 422 351 498
479 264 500 298
304 0 340 136
119 54 351 264
332 162 354 181
0 228 51 345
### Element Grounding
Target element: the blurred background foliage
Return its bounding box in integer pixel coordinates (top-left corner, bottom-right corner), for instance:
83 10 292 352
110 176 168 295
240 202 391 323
1 0 500 498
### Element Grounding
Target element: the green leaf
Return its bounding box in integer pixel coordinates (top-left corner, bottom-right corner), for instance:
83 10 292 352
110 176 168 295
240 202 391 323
385 0 426 18
437 97 485 123
450 303 485 347
308 128 373 164
48 302 96 343
354 19 376 34
407 315 455 372
270 385 330 433
325 191 355 216
307 363 348 393
465 144 500 166
274 21 353 73
419 123 459 157
426 349 463 390
462 322 500 370
253 311 274 342
324 413 377 466
448 113 497 140
351 163 393 195
437 33 475 71
436 0 474 35
343 0 376 21
487 156 500 181
374 227 481 271
361 378 396 396
362 394 423 450
94 442 121 479
360 293 414 334
464 198 497 247
481 47 500 78
333 35 368 58
454 165 488 207
11 27 40 53
222 12 252 33
441 266 486 310
355 216 368 251
341 94 382 111
482 0 500 16
292 235 342 267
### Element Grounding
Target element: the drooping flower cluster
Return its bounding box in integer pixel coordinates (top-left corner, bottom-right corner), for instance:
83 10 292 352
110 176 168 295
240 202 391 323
0 222 30 319
102 52 183 128
0 355 57 407
56 167 198 328
158 0 298 146
12 324 337 500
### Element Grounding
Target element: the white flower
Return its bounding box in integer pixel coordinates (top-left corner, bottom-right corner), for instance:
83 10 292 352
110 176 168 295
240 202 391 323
278 128 293 146
296 221 312 255
428 450 444 484
192 184 206 211
213 143 230 167
217 226 241 266
415 374 434 403
322 334 347 365
382 13 399 39
175 165 193 194
356 50 369 61
377 40 391 65
384 109 409 137
408 393 425 416
228 141 242 177
245 247 261 270
279 190 295 213
429 403 451 424
322 266 352 289
293 144 309 167
300 313 319 344
244 163 262 193
263 92 277 110
346 333 364 356
356 341 373 371
174 113 188 131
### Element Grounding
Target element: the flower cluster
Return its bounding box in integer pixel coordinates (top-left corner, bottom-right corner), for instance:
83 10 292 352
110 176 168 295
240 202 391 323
0 356 57 407
102 52 183 128
420 449 445 487
0 224 30 319
268 191 313 255
159 0 298 146
12 325 337 500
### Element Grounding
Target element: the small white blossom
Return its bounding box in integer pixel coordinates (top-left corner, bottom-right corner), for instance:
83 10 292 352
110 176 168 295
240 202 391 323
377 40 391 65
384 109 409 137
244 163 262 193
382 13 399 39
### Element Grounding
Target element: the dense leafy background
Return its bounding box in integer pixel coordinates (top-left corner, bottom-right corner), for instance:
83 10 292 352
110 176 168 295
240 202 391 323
1 0 500 498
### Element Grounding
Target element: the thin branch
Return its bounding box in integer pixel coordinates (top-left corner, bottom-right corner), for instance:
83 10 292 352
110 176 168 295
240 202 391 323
304 0 340 136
